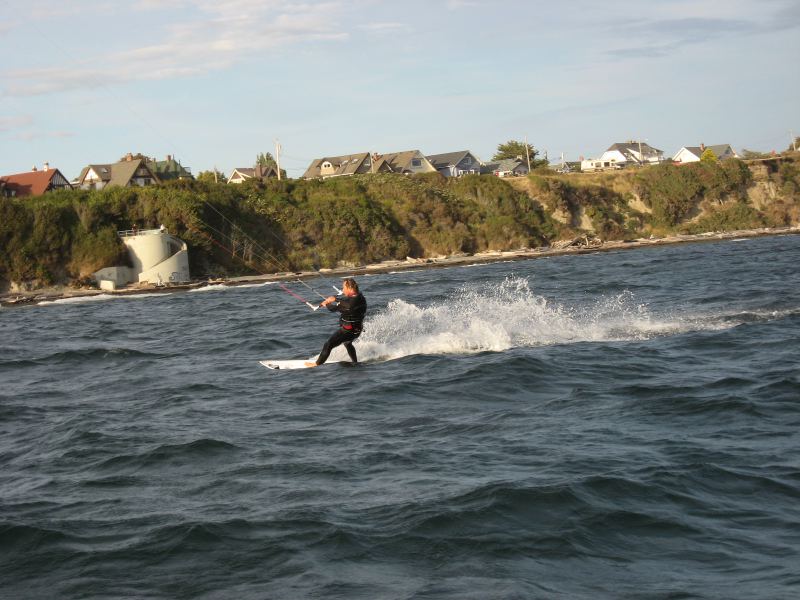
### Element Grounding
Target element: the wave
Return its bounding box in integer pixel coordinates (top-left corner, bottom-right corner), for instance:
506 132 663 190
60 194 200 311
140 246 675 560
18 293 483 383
344 277 671 363
3 347 168 368
95 438 240 471
335 277 800 364
36 293 171 306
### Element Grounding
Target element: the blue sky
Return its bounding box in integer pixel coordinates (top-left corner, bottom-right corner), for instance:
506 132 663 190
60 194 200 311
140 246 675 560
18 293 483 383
1 0 798 179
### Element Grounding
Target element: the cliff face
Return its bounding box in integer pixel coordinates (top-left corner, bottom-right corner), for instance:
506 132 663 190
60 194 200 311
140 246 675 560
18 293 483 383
1 157 798 292
514 156 800 238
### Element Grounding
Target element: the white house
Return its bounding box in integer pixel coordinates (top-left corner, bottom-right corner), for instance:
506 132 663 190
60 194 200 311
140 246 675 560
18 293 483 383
600 141 664 167
581 141 664 172
672 144 738 163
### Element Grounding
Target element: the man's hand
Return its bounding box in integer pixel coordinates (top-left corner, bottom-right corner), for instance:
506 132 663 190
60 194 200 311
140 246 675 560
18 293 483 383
321 296 337 307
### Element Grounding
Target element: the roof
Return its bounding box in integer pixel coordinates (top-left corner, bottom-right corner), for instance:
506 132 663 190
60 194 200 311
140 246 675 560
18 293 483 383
373 150 429 173
481 158 526 174
148 157 193 180
109 158 146 187
426 150 474 169
229 165 278 181
77 158 159 187
79 164 114 183
0 168 70 197
606 141 663 158
679 144 735 159
302 152 371 179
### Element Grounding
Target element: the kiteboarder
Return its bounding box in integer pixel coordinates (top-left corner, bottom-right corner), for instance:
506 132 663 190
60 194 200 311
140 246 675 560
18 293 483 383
305 278 367 367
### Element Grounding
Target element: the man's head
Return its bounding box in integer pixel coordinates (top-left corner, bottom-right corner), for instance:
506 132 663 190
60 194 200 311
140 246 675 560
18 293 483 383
342 278 359 295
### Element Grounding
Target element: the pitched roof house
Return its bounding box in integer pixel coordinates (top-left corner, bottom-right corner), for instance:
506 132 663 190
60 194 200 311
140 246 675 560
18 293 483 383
0 164 72 198
426 150 483 177
76 154 161 190
147 155 193 181
373 150 436 175
480 158 529 177
228 164 279 184
302 152 374 180
672 144 738 163
600 141 664 167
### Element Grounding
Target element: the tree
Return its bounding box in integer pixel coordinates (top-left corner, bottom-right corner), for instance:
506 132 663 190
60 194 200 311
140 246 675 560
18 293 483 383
197 169 226 184
256 152 287 179
492 140 548 168
741 149 770 160
256 152 277 168
700 148 718 163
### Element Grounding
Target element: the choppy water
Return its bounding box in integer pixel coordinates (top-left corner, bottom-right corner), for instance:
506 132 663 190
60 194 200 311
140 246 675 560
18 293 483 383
2 235 800 599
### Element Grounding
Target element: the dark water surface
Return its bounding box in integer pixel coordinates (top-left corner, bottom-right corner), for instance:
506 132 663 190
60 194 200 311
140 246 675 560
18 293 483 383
2 235 799 599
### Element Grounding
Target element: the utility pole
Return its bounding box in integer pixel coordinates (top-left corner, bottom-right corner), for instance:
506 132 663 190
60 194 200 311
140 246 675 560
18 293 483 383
791 130 797 152
275 139 282 180
524 135 532 173
213 165 218 184
638 138 643 166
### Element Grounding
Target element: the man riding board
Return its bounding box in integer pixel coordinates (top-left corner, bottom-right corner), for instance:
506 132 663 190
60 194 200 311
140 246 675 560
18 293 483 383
305 278 367 367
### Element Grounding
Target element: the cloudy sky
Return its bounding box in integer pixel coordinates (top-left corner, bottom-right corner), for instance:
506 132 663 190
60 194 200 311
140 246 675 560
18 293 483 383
1 0 798 179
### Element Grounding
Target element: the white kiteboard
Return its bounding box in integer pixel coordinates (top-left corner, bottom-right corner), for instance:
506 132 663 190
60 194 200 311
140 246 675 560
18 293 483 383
259 358 346 370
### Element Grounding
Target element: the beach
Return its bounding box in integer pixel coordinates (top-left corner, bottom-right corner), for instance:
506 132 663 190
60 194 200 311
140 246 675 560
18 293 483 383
2 225 799 307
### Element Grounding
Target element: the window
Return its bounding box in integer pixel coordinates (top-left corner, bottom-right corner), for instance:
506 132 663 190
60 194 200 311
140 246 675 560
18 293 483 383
411 158 421 167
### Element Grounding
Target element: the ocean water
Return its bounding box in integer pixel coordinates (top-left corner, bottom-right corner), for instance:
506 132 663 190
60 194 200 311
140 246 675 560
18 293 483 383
1 235 799 599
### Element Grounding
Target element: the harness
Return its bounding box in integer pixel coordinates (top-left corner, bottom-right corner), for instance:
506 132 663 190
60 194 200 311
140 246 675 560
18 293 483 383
337 295 366 333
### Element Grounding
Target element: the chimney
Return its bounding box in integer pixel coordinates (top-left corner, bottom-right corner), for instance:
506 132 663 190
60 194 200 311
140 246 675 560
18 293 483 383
166 154 172 162
31 165 38 171
126 152 133 161
43 162 50 171
700 143 706 151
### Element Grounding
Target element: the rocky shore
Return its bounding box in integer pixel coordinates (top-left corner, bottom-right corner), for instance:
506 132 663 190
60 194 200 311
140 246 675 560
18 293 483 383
2 226 798 308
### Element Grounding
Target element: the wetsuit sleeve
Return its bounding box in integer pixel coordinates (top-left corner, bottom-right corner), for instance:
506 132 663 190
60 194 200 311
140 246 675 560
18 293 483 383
326 296 347 313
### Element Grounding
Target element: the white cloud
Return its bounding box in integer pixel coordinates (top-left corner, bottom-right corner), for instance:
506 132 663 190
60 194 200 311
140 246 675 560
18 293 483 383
445 0 478 9
13 130 75 141
1 0 352 97
0 115 34 132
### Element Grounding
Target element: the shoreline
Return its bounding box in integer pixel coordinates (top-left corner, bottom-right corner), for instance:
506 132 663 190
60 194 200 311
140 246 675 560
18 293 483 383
2 226 799 307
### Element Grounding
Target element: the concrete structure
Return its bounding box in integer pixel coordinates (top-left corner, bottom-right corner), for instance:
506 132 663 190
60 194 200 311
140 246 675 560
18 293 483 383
93 227 190 287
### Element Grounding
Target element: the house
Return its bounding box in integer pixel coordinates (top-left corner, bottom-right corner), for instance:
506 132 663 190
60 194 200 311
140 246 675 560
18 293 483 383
602 141 664 167
372 150 436 175
228 164 279 184
0 164 72 198
147 155 193 181
672 144 738 163
480 158 529 177
76 153 161 190
302 152 373 179
426 150 483 177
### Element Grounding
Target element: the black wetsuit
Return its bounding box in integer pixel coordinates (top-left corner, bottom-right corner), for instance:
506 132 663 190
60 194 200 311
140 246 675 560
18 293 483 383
315 293 367 365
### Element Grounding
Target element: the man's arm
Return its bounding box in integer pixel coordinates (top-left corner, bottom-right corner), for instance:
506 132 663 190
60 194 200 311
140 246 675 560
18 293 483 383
321 295 339 311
